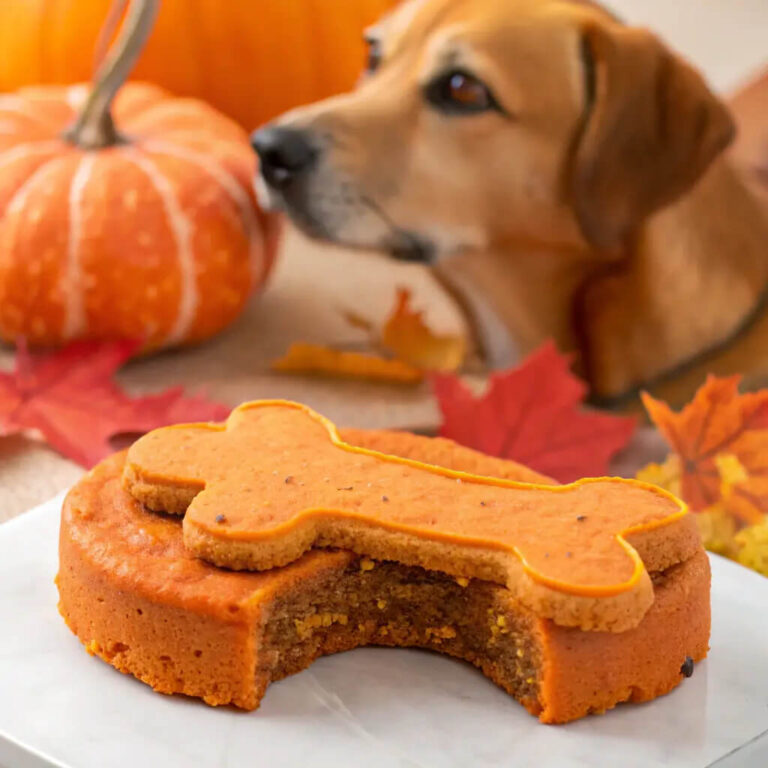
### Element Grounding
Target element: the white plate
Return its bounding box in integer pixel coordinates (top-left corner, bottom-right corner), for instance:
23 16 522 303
0 493 767 768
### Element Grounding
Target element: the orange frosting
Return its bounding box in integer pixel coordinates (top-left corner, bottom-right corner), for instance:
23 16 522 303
125 401 689 599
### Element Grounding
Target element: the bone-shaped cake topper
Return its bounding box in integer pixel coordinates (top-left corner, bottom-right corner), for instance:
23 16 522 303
124 401 700 631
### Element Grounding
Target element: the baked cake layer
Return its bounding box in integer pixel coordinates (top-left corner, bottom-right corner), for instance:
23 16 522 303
58 443 710 723
124 401 701 632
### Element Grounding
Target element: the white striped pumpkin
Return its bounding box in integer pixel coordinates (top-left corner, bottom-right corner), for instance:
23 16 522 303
0 82 279 348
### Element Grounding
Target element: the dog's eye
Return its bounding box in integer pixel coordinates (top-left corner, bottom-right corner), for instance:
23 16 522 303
425 70 499 115
365 38 383 73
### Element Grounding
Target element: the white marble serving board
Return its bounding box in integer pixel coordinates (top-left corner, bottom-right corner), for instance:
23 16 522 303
0 495 767 768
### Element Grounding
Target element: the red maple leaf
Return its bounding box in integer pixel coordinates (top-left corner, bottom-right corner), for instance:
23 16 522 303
431 341 636 482
0 340 229 468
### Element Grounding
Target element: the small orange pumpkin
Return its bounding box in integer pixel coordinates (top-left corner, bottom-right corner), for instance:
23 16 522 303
0 0 279 349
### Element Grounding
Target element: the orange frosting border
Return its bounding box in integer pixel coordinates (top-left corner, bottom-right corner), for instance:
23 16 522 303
131 400 690 598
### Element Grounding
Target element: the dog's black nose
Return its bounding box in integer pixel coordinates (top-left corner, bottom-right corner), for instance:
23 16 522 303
251 127 317 188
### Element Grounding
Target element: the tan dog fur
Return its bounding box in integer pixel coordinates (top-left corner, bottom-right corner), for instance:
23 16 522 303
259 0 768 408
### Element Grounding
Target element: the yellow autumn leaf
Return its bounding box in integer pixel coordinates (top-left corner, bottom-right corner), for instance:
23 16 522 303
715 453 749 499
635 454 681 497
734 521 768 577
696 505 740 558
271 342 423 384
636 451 768 575
381 288 465 372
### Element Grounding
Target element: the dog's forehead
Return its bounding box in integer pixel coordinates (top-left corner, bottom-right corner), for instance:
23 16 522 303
374 0 617 45
369 0 612 91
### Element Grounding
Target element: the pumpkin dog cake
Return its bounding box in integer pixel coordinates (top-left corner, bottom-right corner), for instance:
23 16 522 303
58 401 710 724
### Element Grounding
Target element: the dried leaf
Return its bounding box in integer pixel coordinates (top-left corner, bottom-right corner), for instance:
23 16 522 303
340 308 376 335
271 342 423 384
432 341 636 482
0 340 229 468
634 454 682 498
274 287 463 383
642 376 768 523
734 520 768 576
636 456 741 557
696 505 740 558
381 288 465 371
636 452 767 570
638 378 768 577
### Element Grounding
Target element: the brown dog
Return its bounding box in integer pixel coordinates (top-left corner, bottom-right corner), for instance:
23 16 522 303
253 0 768 408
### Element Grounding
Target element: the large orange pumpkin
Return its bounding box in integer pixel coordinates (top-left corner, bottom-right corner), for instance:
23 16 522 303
0 0 398 130
0 0 279 349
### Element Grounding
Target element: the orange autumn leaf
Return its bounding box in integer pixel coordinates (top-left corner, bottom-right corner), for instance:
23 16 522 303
272 287 464 384
381 288 465 372
642 376 768 524
271 342 423 384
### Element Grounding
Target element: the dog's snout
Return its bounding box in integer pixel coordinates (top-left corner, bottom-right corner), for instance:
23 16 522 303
251 127 317 188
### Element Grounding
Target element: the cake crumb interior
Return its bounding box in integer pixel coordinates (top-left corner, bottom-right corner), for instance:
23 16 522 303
261 555 543 709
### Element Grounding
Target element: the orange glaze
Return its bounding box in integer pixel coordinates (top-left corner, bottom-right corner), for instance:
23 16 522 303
126 400 693 596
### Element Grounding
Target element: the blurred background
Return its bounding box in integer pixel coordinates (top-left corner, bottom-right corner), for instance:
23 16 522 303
1 0 767 523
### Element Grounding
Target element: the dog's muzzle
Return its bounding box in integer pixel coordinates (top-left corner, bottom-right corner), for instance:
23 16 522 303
251 125 436 265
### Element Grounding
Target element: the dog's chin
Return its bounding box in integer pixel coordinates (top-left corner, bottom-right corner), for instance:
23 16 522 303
258 186 335 241
382 232 436 264
278 203 336 243
306 220 437 265
264 188 437 265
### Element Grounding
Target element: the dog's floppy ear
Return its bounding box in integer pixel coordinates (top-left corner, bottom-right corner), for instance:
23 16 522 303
570 23 735 250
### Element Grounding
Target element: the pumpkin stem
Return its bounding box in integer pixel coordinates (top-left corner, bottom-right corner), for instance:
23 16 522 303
64 0 159 149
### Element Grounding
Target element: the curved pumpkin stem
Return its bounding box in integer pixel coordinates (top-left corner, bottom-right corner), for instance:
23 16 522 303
64 0 159 149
